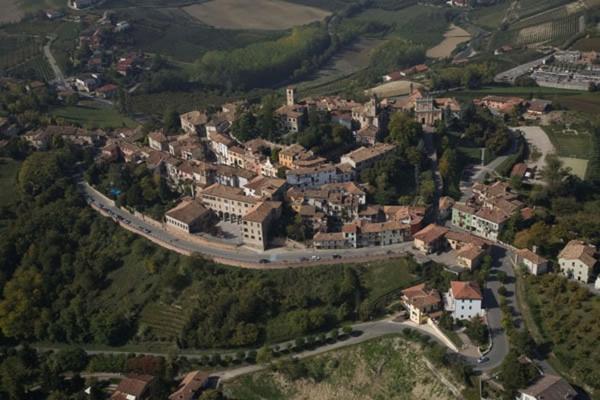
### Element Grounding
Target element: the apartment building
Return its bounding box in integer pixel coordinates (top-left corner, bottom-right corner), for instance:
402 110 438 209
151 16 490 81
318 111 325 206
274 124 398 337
285 163 354 188
444 281 484 321
165 199 213 234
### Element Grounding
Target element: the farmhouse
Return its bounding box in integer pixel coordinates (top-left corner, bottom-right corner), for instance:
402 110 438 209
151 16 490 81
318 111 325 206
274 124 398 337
444 281 484 321
514 248 548 275
558 240 597 283
474 95 526 114
401 283 442 324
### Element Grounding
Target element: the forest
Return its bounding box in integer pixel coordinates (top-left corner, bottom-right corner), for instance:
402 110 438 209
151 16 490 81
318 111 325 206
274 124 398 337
0 146 418 350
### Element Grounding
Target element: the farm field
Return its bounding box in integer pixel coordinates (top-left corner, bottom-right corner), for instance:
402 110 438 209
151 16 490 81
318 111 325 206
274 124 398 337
183 0 331 30
365 80 422 98
115 6 284 62
559 156 588 179
51 100 138 129
351 4 451 47
572 36 600 51
469 2 509 30
543 123 593 160
297 37 385 91
426 24 471 59
223 336 462 400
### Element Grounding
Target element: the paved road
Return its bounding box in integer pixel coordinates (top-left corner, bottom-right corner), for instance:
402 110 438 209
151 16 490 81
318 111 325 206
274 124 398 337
81 182 418 266
43 35 65 84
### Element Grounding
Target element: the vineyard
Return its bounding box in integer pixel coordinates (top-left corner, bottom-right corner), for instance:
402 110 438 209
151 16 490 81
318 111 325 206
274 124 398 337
139 303 188 341
516 13 584 46
0 35 54 81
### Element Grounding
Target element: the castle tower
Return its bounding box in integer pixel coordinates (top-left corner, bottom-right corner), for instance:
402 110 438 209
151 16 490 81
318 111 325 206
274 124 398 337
286 87 296 106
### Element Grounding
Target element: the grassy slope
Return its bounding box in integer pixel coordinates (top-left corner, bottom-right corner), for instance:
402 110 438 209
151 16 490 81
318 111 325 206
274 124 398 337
223 336 461 400
51 100 138 129
0 158 21 208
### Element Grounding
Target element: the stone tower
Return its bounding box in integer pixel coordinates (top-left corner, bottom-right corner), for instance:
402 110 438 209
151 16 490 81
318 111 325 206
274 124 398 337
286 87 296 106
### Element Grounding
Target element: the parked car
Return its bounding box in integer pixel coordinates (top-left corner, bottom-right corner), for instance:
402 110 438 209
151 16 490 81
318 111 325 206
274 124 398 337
477 356 489 364
332 254 342 259
259 259 270 264
310 255 321 261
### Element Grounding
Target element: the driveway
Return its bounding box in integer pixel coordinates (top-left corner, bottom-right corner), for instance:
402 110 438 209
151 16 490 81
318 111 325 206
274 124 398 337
512 126 554 177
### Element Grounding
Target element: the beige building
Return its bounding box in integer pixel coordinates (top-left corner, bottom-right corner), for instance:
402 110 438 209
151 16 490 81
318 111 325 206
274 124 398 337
401 283 442 324
558 240 597 283
340 143 396 172
165 199 213 234
413 224 449 254
180 110 208 135
148 130 168 151
198 183 281 250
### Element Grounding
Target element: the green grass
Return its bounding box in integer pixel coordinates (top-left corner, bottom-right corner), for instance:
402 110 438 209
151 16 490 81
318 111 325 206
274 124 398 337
139 303 188 340
0 158 21 208
113 6 285 63
351 4 451 47
51 100 138 129
470 2 510 30
543 123 593 159
360 257 419 302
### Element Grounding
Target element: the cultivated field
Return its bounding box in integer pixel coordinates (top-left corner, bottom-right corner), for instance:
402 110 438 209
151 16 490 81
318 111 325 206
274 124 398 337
298 38 384 91
365 80 423 98
0 0 23 25
426 24 471 59
183 0 331 30
223 336 462 400
559 157 588 179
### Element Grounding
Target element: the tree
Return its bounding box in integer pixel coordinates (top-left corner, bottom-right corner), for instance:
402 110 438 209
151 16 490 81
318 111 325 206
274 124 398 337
465 317 487 345
257 95 278 140
51 347 88 373
256 346 273 364
387 112 422 152
498 350 538 398
163 107 180 133
231 112 258 142
540 154 570 193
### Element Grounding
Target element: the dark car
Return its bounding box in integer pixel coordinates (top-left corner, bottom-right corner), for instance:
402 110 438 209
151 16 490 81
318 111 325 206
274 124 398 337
332 254 342 259
259 259 270 264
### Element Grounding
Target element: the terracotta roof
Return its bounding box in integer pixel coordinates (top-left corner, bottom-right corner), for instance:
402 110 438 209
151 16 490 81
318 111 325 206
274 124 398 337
413 224 449 244
361 220 409 234
475 207 510 225
313 231 346 242
148 130 167 143
520 374 576 400
457 244 485 261
280 143 306 157
201 184 260 204
341 143 396 164
516 248 547 265
166 200 210 225
558 240 597 268
450 281 482 300
244 176 286 195
168 371 210 400
511 162 528 177
180 110 208 126
112 374 155 399
445 231 489 248
243 201 281 223
402 283 441 310
214 164 257 180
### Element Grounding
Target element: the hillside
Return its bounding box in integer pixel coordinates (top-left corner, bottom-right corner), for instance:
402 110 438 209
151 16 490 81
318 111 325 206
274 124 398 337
222 336 465 400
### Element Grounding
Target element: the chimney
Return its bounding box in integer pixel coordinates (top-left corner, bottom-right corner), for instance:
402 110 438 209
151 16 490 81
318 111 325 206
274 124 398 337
532 245 538 254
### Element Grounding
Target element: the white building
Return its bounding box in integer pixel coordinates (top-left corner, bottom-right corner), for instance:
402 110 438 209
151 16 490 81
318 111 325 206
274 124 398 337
517 374 577 400
285 163 352 188
514 248 548 276
558 240 597 283
445 281 484 321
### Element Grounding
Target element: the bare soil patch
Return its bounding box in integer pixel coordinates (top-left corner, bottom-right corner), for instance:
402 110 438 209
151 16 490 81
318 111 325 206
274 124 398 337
183 0 331 30
426 24 471 59
0 0 24 24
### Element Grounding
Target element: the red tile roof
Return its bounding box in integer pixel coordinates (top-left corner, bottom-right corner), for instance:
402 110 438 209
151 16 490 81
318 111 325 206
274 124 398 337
450 281 483 300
